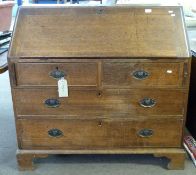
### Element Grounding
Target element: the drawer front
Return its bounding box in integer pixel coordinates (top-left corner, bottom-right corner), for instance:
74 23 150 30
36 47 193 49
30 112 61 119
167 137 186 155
103 62 184 88
14 88 185 117
16 63 98 86
17 118 183 149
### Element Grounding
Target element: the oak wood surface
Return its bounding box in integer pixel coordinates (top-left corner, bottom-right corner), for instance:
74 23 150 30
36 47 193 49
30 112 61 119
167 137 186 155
17 118 183 150
8 6 190 58
8 6 191 170
16 150 48 171
15 61 186 88
16 148 185 170
16 62 98 86
13 88 186 117
154 151 185 170
103 62 185 88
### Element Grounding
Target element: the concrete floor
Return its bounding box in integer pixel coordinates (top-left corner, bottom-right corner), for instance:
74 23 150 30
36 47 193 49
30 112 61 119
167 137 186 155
0 28 196 174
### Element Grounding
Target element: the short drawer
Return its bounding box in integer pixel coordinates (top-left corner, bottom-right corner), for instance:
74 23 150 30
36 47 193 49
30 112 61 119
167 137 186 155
103 62 185 88
15 62 98 86
17 118 183 149
14 88 186 117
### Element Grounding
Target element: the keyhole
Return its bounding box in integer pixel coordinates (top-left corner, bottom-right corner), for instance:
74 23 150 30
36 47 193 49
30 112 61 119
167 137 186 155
98 121 102 127
97 91 102 97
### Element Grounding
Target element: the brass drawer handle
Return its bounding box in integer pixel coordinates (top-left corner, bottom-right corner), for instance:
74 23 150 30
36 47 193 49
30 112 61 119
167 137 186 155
139 98 156 108
49 68 65 79
48 128 63 138
138 129 153 138
44 99 60 108
133 70 149 80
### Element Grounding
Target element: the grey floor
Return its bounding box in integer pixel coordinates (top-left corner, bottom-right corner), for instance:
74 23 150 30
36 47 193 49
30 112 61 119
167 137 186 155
0 28 196 174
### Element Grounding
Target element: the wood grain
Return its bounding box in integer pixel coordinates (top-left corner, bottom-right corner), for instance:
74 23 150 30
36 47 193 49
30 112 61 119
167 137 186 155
13 88 186 117
16 62 98 86
16 150 48 170
16 148 185 170
103 62 184 88
154 152 185 170
8 6 190 58
17 118 183 150
8 6 191 170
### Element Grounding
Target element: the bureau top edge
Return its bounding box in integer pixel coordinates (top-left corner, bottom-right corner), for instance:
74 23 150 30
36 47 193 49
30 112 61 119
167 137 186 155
8 56 192 61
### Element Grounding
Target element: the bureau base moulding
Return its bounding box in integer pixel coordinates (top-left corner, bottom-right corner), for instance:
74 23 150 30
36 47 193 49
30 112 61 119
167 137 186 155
16 148 185 170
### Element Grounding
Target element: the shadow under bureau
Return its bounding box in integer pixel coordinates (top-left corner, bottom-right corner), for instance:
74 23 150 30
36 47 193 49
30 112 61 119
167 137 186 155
8 6 191 170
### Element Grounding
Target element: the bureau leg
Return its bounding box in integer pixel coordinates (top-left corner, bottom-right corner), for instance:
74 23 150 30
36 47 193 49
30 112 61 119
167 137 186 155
17 153 35 170
154 152 185 170
16 152 48 170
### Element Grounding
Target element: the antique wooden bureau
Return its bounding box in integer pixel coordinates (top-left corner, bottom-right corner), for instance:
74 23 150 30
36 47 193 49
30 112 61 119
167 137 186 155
8 6 191 170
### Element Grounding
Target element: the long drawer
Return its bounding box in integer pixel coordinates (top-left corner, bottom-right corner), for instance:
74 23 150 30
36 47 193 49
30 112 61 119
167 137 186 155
14 88 186 117
103 62 185 88
17 118 183 150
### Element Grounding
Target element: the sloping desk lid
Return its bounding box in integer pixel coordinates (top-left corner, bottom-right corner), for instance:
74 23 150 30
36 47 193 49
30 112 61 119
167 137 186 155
9 6 190 58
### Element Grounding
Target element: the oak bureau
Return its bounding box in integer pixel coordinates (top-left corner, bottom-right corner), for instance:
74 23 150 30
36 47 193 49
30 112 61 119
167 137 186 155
8 6 191 170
